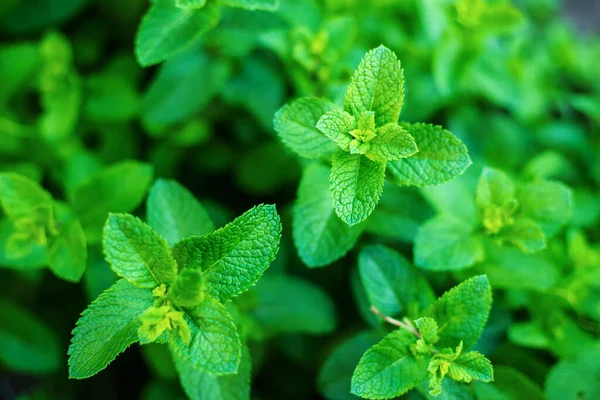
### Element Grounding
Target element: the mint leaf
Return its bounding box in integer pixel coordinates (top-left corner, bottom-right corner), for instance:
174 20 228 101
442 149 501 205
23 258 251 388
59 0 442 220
500 217 545 253
351 329 428 399
273 97 338 159
366 123 417 162
545 350 600 400
172 204 281 302
476 167 515 210
316 110 356 152
48 219 87 283
248 274 337 335
517 181 573 235
414 217 484 271
318 330 383 400
415 317 439 345
344 45 404 126
293 163 364 267
169 269 205 308
176 0 206 9
68 279 154 378
387 123 471 187
219 0 280 11
174 338 251 400
71 160 153 243
0 172 55 229
171 297 241 375
103 213 177 289
330 150 386 226
147 179 214 246
0 219 47 269
358 244 434 317
0 300 61 374
449 351 493 383
424 275 492 349
135 0 221 67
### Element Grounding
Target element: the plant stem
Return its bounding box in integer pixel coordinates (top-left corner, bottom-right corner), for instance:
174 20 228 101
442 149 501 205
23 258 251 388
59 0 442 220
370 305 421 338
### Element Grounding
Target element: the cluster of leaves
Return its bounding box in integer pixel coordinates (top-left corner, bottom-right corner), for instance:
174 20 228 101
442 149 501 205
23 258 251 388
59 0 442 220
1 0 600 399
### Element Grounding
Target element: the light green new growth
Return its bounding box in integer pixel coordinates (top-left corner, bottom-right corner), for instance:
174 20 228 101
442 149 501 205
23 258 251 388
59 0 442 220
351 275 493 398
176 0 207 9
275 45 470 229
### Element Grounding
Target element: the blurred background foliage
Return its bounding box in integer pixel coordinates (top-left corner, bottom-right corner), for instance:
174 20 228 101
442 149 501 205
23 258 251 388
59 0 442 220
0 0 599 399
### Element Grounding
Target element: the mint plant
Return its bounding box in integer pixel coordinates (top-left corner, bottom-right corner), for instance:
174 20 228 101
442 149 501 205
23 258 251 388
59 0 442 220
352 274 493 399
68 198 281 382
415 167 573 271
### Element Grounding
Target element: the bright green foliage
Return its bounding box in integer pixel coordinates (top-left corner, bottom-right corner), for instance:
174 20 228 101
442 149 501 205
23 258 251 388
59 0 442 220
545 349 600 400
352 275 493 398
330 150 387 226
171 297 241 375
103 213 178 288
351 329 428 399
69 184 282 382
172 204 282 302
174 339 252 400
276 45 467 228
293 163 364 267
416 167 573 271
0 300 61 374
358 245 434 317
68 279 155 379
219 0 279 11
147 179 214 246
176 0 207 9
47 218 87 282
274 97 338 159
387 123 471 186
474 366 545 400
135 0 221 67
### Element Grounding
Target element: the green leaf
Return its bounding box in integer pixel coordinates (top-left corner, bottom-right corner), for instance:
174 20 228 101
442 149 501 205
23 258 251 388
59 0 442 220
273 97 338 159
103 213 178 289
169 269 205 307
316 110 356 152
424 275 492 349
351 329 428 399
473 366 545 400
476 167 515 210
0 172 54 226
517 181 573 235
545 349 600 400
219 0 280 11
171 297 241 375
71 160 153 243
249 274 337 335
172 204 281 302
176 0 206 9
414 217 484 271
387 123 471 187
48 219 87 283
0 300 60 374
68 279 155 379
147 179 214 246
330 150 386 226
293 163 364 267
135 0 221 67
344 45 404 127
366 123 417 162
0 219 47 269
141 50 230 129
415 317 438 345
173 338 251 400
500 218 546 253
449 351 493 383
318 330 383 400
358 244 434 317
